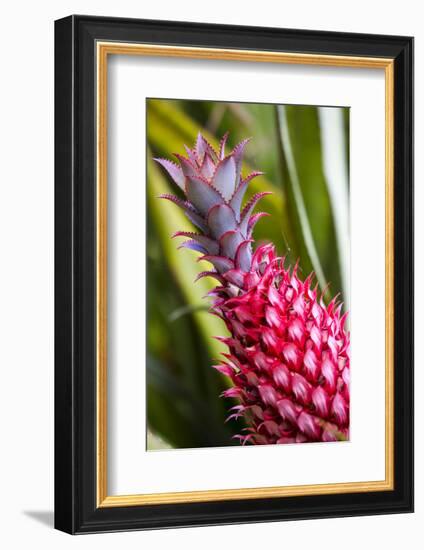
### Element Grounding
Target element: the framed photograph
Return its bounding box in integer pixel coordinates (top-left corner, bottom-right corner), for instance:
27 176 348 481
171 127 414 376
54 15 413 534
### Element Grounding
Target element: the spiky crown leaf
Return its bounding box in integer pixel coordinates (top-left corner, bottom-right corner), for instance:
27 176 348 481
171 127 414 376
155 132 269 288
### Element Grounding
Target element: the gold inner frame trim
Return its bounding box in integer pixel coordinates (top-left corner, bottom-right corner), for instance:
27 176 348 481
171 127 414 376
96 41 395 508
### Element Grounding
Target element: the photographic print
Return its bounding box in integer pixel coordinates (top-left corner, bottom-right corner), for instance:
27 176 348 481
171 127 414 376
146 98 350 450
55 17 413 533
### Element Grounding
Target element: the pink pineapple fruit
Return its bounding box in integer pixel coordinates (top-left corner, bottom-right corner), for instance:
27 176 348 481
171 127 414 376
155 132 350 444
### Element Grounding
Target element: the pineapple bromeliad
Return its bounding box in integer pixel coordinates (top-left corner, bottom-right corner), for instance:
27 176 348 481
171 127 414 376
155 132 350 445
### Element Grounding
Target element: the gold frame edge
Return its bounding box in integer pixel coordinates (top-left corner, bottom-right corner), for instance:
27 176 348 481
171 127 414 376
96 42 395 508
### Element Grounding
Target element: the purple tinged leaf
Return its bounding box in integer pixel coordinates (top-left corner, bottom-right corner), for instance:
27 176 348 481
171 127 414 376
272 364 291 393
312 386 330 418
232 138 250 184
198 254 234 273
223 269 245 288
195 132 206 162
184 210 208 233
229 172 264 221
178 240 207 254
239 192 272 236
247 212 270 238
195 132 217 163
292 372 312 405
297 412 321 440
321 357 337 393
234 239 253 272
154 158 185 190
221 386 242 399
200 153 216 180
219 230 243 259
212 156 237 200
258 384 278 408
219 132 229 159
206 204 237 239
183 145 198 165
159 194 208 232
185 175 224 217
173 231 219 255
277 398 298 425
174 154 198 178
194 270 225 284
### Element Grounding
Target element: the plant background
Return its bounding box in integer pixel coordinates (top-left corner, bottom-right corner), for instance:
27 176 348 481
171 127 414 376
146 98 349 450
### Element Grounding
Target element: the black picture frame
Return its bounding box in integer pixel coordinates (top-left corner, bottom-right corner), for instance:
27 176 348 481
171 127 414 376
55 14 414 534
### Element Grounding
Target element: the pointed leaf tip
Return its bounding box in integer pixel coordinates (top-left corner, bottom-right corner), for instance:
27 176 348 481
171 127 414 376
232 138 251 183
159 194 209 233
173 153 198 179
239 191 273 235
219 132 229 159
206 203 237 239
173 231 219 255
185 175 224 217
195 270 225 284
235 239 253 272
178 240 207 254
154 158 185 190
212 155 237 201
198 254 234 273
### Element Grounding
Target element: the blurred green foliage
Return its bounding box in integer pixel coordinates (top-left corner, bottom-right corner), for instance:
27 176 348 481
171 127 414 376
146 98 349 450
